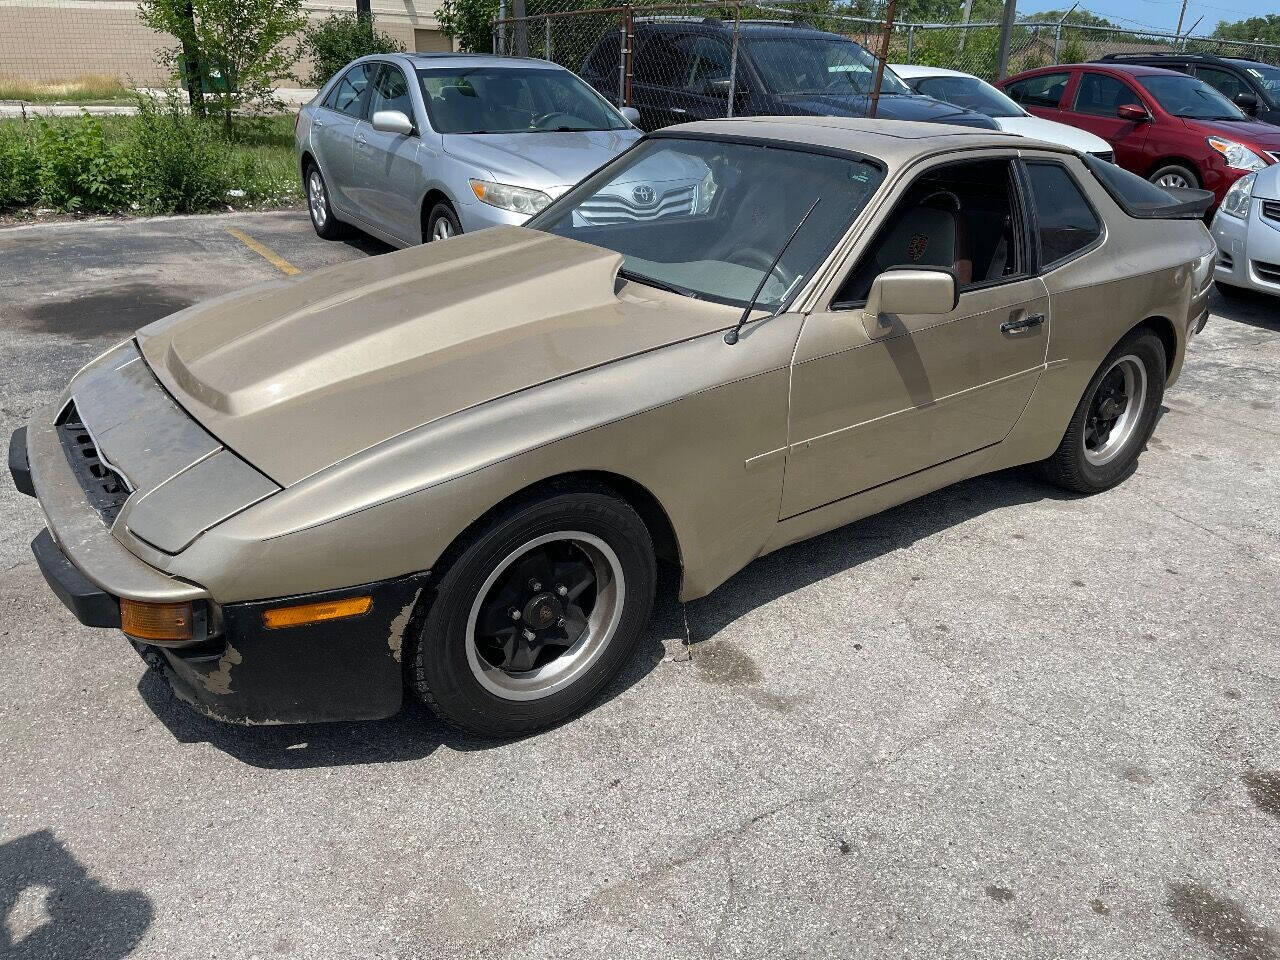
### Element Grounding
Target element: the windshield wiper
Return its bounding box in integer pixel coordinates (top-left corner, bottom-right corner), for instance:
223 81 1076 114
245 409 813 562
618 268 699 299
724 197 821 345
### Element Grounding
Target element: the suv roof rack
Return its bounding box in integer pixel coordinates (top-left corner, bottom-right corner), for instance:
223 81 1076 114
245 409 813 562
1097 52 1216 61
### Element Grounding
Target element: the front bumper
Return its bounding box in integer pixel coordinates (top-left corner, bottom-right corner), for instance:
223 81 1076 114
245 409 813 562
12 418 429 724
1211 201 1280 297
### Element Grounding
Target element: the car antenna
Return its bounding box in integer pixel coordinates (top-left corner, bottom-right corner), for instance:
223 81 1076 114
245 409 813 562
724 198 821 345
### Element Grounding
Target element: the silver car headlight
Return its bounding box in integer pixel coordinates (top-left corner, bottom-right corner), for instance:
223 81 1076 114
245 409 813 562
1207 137 1266 172
1219 172 1256 220
469 179 552 216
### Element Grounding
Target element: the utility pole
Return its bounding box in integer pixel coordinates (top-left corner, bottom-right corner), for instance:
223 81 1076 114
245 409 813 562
995 0 1018 82
513 0 528 56
958 0 973 53
868 0 899 119
1174 0 1188 37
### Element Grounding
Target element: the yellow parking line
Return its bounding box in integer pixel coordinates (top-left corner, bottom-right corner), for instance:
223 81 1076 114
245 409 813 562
226 228 300 276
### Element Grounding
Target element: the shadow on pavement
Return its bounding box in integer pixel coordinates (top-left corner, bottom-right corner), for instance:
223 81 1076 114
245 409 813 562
1211 288 1280 332
0 829 152 960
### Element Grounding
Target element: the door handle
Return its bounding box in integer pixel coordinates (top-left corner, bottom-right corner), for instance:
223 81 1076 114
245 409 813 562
1000 312 1045 334
355 134 366 145
670 107 687 114
313 119 325 128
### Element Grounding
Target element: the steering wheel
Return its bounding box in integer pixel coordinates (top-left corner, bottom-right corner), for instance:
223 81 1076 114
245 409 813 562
726 248 799 291
531 111 578 129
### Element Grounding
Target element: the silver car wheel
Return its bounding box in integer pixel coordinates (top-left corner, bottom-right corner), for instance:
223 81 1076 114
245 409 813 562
1155 172 1191 189
308 169 328 228
1083 354 1147 466
465 532 625 702
431 216 455 241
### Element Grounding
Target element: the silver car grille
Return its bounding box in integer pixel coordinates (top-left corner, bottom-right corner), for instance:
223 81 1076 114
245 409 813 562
576 183 697 225
1262 199 1280 224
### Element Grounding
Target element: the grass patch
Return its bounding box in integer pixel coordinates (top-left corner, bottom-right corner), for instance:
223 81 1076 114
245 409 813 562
0 108 300 215
0 74 136 104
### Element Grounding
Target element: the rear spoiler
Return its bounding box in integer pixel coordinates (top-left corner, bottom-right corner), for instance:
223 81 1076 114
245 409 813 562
1140 186 1216 220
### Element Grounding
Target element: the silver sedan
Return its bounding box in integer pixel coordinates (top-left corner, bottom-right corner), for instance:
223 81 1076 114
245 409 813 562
296 53 643 247
1211 164 1280 299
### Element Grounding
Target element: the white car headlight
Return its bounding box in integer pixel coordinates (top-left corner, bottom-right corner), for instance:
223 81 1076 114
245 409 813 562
1219 172 1256 220
1206 137 1266 172
469 179 552 216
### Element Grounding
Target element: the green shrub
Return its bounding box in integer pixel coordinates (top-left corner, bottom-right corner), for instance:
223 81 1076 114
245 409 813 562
34 114 134 212
127 95 231 213
301 13 405 88
0 124 40 209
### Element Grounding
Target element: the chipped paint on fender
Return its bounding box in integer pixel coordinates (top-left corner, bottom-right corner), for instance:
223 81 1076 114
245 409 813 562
387 588 421 663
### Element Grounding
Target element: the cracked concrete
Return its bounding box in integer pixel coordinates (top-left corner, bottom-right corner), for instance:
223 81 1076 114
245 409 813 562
1 211 1279 959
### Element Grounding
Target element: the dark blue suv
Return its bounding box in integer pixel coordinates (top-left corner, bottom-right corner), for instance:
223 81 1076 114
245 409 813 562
580 19 1000 131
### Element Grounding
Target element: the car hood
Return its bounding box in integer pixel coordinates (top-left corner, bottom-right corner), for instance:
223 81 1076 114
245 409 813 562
994 114 1111 153
1179 116 1280 153
136 227 731 487
775 93 1000 129
442 128 643 194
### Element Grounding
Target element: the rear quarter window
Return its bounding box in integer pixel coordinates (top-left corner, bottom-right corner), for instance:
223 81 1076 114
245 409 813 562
1024 161 1103 268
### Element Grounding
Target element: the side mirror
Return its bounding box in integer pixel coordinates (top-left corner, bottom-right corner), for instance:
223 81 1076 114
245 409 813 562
620 105 640 125
863 268 957 336
704 78 733 98
1116 103 1149 122
371 109 414 136
1235 91 1259 114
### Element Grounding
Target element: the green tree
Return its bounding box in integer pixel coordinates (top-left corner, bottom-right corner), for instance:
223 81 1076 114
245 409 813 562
1211 15 1280 46
436 0 499 53
301 13 406 87
138 0 307 131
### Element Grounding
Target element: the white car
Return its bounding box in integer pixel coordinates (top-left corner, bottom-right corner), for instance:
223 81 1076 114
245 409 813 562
892 64 1114 160
1210 165 1280 299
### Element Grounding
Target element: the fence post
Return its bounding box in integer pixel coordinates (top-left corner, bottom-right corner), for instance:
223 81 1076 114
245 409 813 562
1053 23 1061 62
545 16 552 60
906 25 915 62
727 4 740 118
996 0 1017 81
497 0 506 55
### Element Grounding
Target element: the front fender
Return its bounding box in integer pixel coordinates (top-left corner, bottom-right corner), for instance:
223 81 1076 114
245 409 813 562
165 314 804 604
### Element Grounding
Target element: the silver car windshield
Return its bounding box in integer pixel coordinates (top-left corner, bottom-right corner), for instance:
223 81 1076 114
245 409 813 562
530 138 885 310
418 67 630 134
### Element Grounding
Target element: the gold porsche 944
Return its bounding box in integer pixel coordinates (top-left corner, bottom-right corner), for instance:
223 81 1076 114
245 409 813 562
11 118 1216 737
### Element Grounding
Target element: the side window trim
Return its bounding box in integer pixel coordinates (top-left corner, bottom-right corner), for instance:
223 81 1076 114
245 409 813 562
830 155 1030 311
1018 158 1106 273
371 62 418 133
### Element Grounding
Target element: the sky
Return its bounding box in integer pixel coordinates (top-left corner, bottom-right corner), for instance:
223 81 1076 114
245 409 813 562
1015 0 1275 35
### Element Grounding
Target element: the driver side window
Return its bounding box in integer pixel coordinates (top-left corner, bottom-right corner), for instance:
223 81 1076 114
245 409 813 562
833 157 1026 308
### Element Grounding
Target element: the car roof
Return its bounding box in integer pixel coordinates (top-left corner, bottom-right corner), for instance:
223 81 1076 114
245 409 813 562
663 116 1052 165
1011 62 1186 79
890 64 978 80
399 53 566 71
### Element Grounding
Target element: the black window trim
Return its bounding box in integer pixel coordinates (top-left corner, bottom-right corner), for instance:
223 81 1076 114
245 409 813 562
1019 157 1106 273
323 61 378 120
370 61 419 136
830 153 1034 312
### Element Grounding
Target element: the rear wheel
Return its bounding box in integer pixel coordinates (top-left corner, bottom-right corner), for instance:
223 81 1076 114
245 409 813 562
1038 328 1166 494
1149 163 1199 190
425 201 462 243
305 164 345 240
410 485 656 738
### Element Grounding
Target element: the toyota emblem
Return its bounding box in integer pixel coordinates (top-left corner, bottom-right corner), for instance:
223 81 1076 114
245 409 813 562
632 184 656 206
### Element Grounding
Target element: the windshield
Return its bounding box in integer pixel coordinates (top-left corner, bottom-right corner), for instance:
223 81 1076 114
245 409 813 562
746 38 912 97
1137 74 1246 120
1243 64 1280 101
417 66 629 134
914 74 1024 117
530 138 884 311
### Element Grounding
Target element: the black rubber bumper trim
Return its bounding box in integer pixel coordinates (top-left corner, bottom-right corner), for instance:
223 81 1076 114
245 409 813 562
31 529 121 628
10 427 34 498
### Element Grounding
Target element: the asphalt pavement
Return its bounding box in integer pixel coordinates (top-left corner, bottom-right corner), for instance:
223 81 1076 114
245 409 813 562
2 210 1278 960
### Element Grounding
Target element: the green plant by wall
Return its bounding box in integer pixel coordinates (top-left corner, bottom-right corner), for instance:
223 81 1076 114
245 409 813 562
137 0 307 131
301 13 407 88
34 115 134 212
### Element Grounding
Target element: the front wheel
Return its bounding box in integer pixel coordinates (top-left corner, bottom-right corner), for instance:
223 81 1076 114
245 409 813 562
1037 328 1167 494
1149 163 1199 190
409 486 656 738
425 201 462 243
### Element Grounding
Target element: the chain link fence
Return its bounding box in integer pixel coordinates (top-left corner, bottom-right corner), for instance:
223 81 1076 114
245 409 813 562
491 1 1280 127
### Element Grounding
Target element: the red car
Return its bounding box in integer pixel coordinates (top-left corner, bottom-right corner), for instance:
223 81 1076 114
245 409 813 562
999 62 1278 208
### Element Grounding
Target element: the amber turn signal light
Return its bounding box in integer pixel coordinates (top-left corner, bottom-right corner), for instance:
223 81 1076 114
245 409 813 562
120 599 194 642
262 596 373 630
